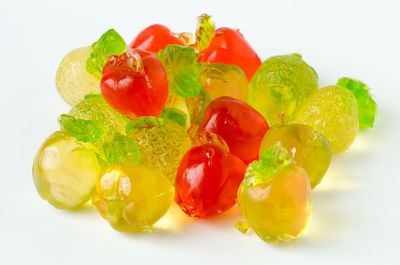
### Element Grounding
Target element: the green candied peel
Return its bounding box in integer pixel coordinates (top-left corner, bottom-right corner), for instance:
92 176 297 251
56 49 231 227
86 29 126 80
84 93 104 100
157 44 202 98
337 77 377 129
125 116 164 134
58 114 106 143
196 13 216 51
103 134 140 165
160 108 187 128
243 146 292 188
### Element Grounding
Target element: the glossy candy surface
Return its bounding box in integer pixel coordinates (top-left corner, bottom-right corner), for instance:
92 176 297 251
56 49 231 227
33 131 101 209
56 47 100 105
260 124 331 188
127 119 191 184
296 85 359 154
175 144 247 218
198 27 261 81
101 48 168 119
199 96 269 164
200 63 248 102
68 95 126 145
249 54 318 125
130 24 185 53
238 146 312 243
93 164 174 232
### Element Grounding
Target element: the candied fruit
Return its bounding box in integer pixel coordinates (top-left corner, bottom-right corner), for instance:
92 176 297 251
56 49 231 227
93 164 174 232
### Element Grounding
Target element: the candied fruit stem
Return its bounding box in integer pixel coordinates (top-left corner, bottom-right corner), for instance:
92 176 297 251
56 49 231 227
103 133 140 165
196 14 215 51
234 220 250 234
277 113 286 125
243 146 292 188
126 47 144 72
174 32 194 46
125 116 164 134
58 114 106 143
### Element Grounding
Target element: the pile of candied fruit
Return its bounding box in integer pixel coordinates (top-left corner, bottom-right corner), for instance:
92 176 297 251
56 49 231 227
33 14 377 243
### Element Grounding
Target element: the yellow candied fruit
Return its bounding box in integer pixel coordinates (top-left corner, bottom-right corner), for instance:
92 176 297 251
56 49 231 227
92 164 174 232
33 131 101 209
128 119 191 184
238 165 312 243
295 85 359 153
56 47 100 105
200 63 248 102
259 124 331 188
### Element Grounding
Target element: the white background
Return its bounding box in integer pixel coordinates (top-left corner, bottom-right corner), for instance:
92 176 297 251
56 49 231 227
1 0 400 264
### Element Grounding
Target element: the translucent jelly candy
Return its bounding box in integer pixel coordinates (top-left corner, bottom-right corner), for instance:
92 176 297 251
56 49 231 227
337 77 377 129
33 131 102 209
68 95 126 145
164 92 191 128
197 14 261 81
199 97 269 164
259 124 331 188
127 118 191 184
249 53 318 125
185 89 212 138
295 85 359 154
93 164 174 232
101 48 169 119
200 63 248 102
157 45 202 98
130 24 186 53
238 146 312 243
175 144 247 218
191 130 229 152
56 47 100 105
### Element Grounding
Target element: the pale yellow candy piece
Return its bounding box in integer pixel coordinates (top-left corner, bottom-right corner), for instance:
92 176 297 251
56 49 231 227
93 164 174 232
56 47 100 105
200 63 248 102
33 131 101 209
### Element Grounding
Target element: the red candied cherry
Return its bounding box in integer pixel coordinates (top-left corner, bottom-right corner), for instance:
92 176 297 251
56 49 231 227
199 96 269 164
198 29 261 81
130 24 186 53
175 144 247 218
101 48 168 119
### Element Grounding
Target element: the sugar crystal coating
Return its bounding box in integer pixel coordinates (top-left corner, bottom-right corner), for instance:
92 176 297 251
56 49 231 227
295 85 359 154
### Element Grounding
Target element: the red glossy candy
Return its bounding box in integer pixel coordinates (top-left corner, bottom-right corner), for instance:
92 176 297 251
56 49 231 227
175 144 246 218
130 24 185 53
198 27 261 81
199 96 269 164
101 48 168 119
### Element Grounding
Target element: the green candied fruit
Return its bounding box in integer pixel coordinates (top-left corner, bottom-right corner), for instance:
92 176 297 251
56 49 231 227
68 94 126 146
86 29 126 80
160 107 187 128
249 53 318 125
157 44 202 98
103 134 140 165
185 89 212 125
58 114 106 143
337 77 377 129
244 146 292 188
196 13 215 51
